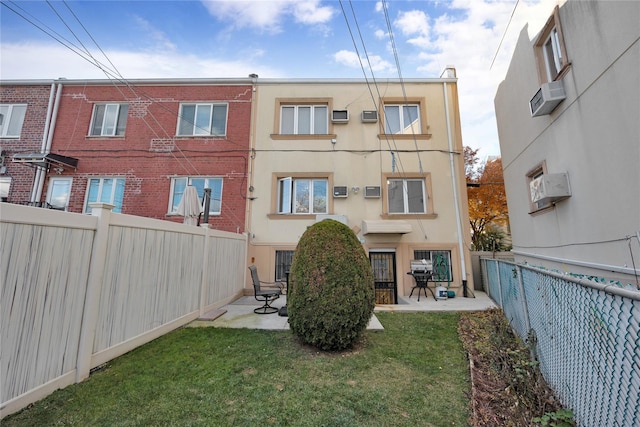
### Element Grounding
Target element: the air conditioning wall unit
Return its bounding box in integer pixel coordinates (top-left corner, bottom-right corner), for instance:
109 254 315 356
331 110 349 123
530 80 566 117
529 173 571 204
364 186 381 198
333 186 348 198
361 110 378 123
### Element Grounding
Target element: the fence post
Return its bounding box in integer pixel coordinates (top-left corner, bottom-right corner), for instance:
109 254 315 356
495 260 503 308
75 203 114 382
516 264 532 335
199 224 210 315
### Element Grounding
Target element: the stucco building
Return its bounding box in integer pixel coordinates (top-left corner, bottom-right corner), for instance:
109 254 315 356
494 1 640 284
246 76 473 301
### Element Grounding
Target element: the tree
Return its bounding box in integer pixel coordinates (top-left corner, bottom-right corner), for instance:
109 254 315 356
466 152 510 251
288 219 375 351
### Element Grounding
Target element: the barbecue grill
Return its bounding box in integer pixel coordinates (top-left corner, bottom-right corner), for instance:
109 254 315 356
407 260 435 301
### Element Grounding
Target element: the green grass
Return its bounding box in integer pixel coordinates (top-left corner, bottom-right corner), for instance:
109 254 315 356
3 312 470 426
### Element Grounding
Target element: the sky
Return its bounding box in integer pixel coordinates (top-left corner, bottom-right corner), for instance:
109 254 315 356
0 0 565 160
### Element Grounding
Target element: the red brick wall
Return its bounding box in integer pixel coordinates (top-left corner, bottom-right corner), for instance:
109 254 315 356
48 83 252 233
0 84 53 203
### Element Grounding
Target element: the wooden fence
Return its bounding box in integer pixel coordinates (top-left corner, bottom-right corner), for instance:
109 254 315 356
0 203 247 417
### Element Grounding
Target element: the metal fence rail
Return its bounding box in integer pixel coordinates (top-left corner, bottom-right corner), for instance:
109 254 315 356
481 258 639 427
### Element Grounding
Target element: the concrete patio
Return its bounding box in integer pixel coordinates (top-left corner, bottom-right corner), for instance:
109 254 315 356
188 291 497 331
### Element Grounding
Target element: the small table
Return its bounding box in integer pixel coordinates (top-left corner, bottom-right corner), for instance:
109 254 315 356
407 271 435 301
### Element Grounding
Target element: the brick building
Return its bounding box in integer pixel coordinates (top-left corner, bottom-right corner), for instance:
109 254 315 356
0 81 55 203
8 78 254 233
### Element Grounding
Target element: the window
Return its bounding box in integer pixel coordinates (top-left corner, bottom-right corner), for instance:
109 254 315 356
0 177 11 201
177 103 227 136
535 7 568 82
169 177 223 215
46 177 72 210
384 104 420 135
280 105 328 135
542 28 563 81
0 104 27 138
275 250 295 282
89 103 128 136
387 178 425 214
84 178 125 214
278 177 328 214
414 250 452 282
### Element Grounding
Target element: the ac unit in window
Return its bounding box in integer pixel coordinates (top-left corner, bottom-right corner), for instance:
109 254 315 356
331 110 349 123
333 186 348 197
364 186 381 198
530 81 566 117
529 173 571 204
361 110 378 123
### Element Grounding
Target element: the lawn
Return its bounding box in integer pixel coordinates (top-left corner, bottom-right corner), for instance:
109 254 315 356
3 312 470 426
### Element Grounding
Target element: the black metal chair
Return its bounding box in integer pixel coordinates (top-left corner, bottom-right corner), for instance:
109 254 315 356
248 265 284 314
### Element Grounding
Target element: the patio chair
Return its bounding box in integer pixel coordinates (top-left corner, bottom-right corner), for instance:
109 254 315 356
248 265 284 314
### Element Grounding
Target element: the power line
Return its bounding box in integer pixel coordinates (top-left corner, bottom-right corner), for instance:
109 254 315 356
490 0 519 70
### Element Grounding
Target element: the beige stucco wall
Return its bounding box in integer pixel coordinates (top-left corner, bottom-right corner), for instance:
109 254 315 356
495 1 640 283
246 79 473 297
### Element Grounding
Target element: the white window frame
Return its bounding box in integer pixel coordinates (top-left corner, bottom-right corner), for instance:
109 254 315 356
169 176 223 215
383 104 421 135
89 103 129 136
280 105 328 135
387 178 426 214
177 103 228 136
543 28 563 82
277 177 328 214
84 177 125 214
46 177 73 210
0 104 27 138
0 176 11 201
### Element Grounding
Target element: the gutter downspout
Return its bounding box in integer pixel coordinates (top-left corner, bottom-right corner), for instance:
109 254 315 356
32 83 63 202
443 80 470 296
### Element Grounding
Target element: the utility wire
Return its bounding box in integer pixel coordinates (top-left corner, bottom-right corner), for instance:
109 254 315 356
490 0 519 70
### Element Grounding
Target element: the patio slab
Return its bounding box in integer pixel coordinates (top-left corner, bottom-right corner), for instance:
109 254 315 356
187 291 496 330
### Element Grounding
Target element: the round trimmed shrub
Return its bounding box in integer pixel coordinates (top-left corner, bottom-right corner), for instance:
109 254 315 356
288 219 375 351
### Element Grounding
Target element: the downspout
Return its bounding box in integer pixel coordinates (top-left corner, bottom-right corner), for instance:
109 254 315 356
32 82 63 202
443 80 470 296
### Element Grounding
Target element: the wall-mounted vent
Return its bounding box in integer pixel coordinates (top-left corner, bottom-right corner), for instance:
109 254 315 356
333 186 348 198
529 173 571 204
530 81 566 117
331 110 349 123
364 186 381 198
361 110 378 123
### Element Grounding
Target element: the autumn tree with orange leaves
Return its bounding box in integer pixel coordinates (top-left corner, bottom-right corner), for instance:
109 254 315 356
465 147 510 251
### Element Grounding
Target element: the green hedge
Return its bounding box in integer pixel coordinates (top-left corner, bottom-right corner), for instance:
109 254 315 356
288 219 375 351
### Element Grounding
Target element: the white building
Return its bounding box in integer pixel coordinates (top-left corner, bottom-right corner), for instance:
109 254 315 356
494 1 640 284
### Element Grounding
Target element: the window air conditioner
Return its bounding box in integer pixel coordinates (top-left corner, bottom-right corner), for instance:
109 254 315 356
529 173 571 204
364 186 381 198
331 110 349 123
361 110 378 123
333 186 348 197
530 81 566 117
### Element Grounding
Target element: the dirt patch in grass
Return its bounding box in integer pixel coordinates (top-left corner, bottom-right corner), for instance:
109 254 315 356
458 308 574 427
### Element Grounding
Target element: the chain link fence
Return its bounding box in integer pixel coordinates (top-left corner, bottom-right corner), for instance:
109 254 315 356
481 258 639 427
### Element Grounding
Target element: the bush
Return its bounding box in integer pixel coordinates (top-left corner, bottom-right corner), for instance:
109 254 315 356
287 219 375 351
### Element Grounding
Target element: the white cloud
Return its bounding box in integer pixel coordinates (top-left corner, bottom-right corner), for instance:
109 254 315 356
333 49 394 74
200 0 334 33
0 42 281 80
